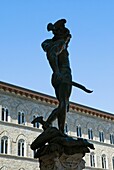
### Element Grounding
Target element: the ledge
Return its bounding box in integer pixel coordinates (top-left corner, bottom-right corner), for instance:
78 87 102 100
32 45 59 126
0 153 37 162
0 120 43 133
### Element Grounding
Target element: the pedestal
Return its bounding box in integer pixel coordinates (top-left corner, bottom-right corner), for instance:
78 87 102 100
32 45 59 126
31 126 94 170
39 152 85 170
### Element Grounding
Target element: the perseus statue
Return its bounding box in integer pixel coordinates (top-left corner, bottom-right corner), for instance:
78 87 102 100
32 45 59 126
35 19 92 133
30 19 95 162
41 19 73 133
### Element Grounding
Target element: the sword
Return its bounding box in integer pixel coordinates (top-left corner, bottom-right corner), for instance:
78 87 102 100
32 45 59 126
63 80 93 93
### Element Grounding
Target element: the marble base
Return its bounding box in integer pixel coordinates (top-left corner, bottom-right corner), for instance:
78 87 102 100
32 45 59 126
39 152 85 170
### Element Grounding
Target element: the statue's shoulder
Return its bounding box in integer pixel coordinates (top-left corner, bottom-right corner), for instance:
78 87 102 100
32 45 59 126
42 39 52 44
41 39 53 52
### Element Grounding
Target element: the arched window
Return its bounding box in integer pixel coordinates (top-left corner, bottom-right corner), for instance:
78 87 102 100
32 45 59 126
76 125 82 137
90 152 95 167
112 157 114 170
110 134 114 144
2 107 8 122
32 115 39 128
1 136 8 154
88 128 93 140
18 139 25 156
18 111 25 125
102 154 107 169
99 131 104 142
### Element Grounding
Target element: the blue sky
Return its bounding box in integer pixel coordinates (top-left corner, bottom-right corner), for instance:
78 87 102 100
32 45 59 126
0 0 114 113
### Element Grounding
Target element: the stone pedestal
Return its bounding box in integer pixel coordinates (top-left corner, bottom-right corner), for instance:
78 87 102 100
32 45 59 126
31 126 94 169
39 152 85 170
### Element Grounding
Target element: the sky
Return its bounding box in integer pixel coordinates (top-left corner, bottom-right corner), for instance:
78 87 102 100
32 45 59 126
0 0 114 114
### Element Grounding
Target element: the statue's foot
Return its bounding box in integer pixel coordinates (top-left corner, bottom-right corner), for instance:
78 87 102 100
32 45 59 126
31 116 52 130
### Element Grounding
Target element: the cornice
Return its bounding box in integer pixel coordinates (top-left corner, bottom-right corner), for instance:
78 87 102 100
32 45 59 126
70 102 114 121
0 81 114 121
0 81 58 105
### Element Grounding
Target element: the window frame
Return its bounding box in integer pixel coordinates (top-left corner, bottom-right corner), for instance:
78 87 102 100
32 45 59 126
99 131 104 142
110 134 114 144
88 128 93 140
18 111 25 125
101 154 107 169
76 125 82 137
18 139 25 157
112 156 114 170
1 107 9 122
1 136 8 154
90 152 95 167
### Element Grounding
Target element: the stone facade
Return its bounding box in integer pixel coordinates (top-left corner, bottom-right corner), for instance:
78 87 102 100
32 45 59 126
0 81 114 170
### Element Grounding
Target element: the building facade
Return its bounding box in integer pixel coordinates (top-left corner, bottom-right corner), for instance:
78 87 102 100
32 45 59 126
0 81 114 170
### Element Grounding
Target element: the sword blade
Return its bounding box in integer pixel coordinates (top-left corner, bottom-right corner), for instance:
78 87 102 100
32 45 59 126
63 80 93 93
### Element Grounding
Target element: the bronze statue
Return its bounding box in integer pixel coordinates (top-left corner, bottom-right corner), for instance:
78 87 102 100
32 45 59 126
30 19 94 162
41 19 72 133
41 19 92 133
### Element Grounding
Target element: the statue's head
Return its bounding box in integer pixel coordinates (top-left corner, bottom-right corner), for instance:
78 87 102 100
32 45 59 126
47 19 66 32
47 19 70 39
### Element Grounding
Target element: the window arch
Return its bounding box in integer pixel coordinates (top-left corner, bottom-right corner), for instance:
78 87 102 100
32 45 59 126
90 152 95 167
1 107 8 122
102 154 107 169
18 111 25 125
18 139 25 156
1 136 8 154
76 125 82 137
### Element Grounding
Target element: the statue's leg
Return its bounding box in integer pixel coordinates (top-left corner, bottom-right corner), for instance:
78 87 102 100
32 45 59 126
46 100 67 133
46 85 60 125
57 83 67 133
46 108 59 125
57 81 72 133
58 101 67 133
